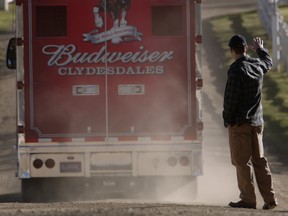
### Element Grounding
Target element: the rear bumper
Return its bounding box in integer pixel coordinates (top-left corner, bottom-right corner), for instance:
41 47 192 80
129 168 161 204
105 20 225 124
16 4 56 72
17 142 202 178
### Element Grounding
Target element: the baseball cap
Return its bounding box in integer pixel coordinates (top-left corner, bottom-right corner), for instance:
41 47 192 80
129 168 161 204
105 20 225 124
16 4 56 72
228 34 247 48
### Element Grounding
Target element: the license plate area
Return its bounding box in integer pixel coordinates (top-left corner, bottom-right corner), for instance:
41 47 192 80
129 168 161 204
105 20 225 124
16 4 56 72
60 162 82 173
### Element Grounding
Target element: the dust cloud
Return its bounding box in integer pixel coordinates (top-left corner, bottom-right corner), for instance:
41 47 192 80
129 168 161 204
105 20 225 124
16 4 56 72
160 125 239 206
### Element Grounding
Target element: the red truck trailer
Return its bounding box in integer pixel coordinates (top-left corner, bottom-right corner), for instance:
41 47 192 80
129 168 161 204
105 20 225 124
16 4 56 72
7 0 203 202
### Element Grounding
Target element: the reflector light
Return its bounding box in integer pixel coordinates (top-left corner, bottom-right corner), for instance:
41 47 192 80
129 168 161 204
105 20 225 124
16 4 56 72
118 84 145 95
167 157 177 167
45 159 56 169
179 156 190 166
73 85 99 96
33 159 43 169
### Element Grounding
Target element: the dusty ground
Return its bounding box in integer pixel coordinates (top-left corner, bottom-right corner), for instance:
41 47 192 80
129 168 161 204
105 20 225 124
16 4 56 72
0 201 288 216
0 0 287 215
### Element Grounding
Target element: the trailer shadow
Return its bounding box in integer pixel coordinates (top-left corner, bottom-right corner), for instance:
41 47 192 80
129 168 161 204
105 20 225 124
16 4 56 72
0 193 21 203
0 132 17 172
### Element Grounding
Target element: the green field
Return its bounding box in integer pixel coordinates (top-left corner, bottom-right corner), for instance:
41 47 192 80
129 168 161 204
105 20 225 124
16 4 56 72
0 3 14 64
208 8 288 163
0 4 14 33
279 4 288 22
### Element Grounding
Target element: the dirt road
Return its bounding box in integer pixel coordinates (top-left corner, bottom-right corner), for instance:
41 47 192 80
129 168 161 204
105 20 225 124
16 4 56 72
0 0 287 215
0 201 288 216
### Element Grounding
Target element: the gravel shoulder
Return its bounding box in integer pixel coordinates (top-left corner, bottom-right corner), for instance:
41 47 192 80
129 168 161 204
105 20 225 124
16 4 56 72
0 201 287 216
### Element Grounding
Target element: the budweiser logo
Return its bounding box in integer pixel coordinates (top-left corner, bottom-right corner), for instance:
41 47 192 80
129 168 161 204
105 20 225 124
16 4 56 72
83 2 140 45
42 44 174 66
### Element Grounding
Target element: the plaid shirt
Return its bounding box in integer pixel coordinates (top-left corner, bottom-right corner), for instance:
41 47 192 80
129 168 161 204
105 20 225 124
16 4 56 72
223 48 273 127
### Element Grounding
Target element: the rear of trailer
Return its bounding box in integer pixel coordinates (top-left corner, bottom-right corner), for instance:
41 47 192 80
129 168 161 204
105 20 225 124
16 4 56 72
9 0 203 201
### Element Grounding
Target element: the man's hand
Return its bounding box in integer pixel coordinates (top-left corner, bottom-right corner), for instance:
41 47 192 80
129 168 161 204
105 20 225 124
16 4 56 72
250 37 264 52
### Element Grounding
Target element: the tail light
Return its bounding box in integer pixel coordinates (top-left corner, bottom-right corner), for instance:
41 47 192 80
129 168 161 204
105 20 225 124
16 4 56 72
167 156 177 167
45 159 56 169
33 159 43 169
179 156 190 166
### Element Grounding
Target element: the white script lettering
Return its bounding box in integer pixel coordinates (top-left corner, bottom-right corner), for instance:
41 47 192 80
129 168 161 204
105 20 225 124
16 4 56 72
42 45 174 66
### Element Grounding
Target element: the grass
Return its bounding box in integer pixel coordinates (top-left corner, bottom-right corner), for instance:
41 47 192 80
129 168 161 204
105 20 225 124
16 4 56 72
279 4 288 22
0 3 15 65
208 9 288 163
0 3 15 34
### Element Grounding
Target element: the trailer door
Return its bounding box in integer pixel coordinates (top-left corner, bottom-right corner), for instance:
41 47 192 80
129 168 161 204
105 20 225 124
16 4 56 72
23 0 196 141
106 0 196 138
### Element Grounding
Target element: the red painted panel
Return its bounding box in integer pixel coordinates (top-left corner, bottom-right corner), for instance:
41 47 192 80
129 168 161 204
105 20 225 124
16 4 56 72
22 0 196 140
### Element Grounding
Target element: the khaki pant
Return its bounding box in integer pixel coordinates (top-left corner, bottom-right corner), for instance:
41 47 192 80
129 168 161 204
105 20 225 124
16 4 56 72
228 123 276 204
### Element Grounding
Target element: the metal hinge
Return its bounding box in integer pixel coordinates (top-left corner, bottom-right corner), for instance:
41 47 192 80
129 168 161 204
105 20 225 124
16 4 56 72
18 126 25 133
197 122 204 131
16 0 24 6
16 37 24 46
17 81 24 90
196 78 203 89
195 35 202 44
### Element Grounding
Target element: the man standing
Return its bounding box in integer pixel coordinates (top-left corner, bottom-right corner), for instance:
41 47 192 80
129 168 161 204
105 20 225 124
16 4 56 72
223 35 277 210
